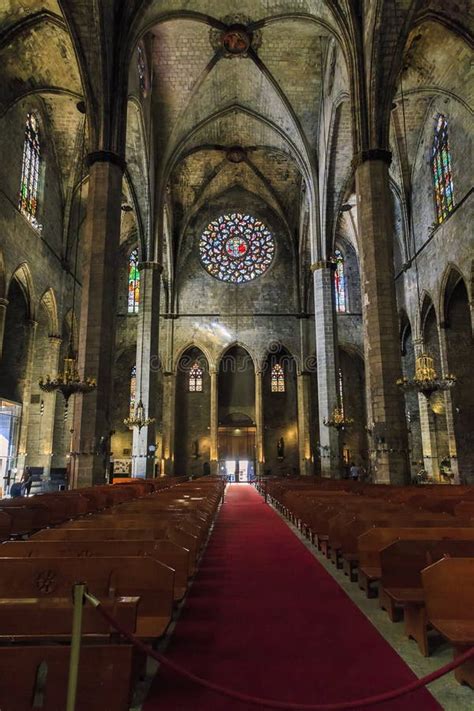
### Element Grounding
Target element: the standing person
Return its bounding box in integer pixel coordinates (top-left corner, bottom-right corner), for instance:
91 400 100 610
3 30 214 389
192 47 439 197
349 462 360 481
21 468 33 497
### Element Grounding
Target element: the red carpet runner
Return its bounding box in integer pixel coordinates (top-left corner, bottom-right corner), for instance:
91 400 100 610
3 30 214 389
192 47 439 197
144 484 440 710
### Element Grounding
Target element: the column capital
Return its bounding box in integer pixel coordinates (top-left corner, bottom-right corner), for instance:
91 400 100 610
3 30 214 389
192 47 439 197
26 318 38 331
86 150 127 172
0 297 8 308
310 260 336 272
352 149 392 170
138 261 163 273
48 333 62 342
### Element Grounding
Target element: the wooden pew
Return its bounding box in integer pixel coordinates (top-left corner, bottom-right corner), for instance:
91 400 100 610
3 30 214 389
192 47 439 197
59 515 203 557
1 539 191 601
357 527 474 597
0 645 134 711
422 557 474 686
0 556 174 638
378 539 474 657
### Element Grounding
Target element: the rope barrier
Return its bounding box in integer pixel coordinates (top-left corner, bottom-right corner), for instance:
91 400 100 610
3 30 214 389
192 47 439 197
85 591 474 710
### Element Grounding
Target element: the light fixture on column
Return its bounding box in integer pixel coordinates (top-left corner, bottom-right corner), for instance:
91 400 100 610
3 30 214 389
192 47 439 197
393 71 456 400
39 117 96 405
396 353 456 398
124 262 155 432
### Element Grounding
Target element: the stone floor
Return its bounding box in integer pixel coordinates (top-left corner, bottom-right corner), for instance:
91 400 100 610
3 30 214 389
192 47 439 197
274 504 474 711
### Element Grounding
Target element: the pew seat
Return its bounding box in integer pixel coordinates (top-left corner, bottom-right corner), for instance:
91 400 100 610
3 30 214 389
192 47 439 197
423 557 474 686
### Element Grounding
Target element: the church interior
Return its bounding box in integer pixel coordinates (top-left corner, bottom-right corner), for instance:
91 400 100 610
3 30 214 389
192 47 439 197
0 1 473 709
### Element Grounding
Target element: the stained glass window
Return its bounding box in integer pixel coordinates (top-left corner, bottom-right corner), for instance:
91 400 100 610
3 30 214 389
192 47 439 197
189 362 203 392
19 113 40 225
128 248 140 314
334 249 346 313
271 364 285 393
431 114 454 224
130 365 137 417
137 45 147 96
199 213 275 284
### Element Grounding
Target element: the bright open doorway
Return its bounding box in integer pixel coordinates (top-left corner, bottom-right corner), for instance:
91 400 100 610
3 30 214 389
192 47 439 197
224 460 250 483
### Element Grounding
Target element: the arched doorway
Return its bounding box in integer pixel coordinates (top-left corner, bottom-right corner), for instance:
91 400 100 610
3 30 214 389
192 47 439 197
423 302 448 477
0 276 30 490
218 345 255 482
338 347 368 472
444 276 473 482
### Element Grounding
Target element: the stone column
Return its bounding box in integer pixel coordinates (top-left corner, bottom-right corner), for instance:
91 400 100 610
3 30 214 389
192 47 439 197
161 372 176 476
0 298 8 361
255 370 264 475
312 262 340 477
297 371 313 475
209 368 219 474
438 324 459 483
17 319 38 474
131 262 161 479
354 150 409 484
40 335 62 479
71 153 125 488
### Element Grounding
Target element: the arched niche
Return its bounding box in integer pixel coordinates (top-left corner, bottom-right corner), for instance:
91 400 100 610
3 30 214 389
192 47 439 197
175 346 210 476
262 345 298 475
443 276 473 482
0 275 30 403
338 347 367 470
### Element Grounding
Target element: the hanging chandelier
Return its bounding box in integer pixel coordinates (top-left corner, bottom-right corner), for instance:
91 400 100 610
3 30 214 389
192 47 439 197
40 347 96 402
39 115 96 404
124 398 155 432
396 353 456 399
323 407 354 431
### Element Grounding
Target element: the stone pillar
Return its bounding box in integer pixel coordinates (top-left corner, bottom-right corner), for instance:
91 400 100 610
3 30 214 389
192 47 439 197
161 372 176 476
255 370 264 475
312 262 340 477
71 153 125 488
297 371 313 475
209 368 219 474
131 262 161 479
40 335 62 479
0 298 8 360
438 324 459 483
354 150 409 484
412 337 439 480
17 319 38 474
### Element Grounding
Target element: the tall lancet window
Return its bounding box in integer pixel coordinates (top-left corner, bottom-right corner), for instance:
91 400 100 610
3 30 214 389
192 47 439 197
431 114 454 224
137 45 147 96
128 248 140 314
189 362 203 392
130 365 137 417
271 363 285 393
338 367 344 413
19 112 41 224
334 249 347 313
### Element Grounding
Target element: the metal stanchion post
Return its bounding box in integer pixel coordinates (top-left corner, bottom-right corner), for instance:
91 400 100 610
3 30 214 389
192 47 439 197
66 583 86 711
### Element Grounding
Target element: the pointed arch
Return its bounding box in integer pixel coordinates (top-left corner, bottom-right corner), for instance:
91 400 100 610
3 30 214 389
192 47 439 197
439 264 467 326
8 263 35 320
39 288 59 335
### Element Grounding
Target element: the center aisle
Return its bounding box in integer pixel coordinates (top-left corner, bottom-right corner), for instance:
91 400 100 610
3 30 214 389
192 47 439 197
144 484 440 711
